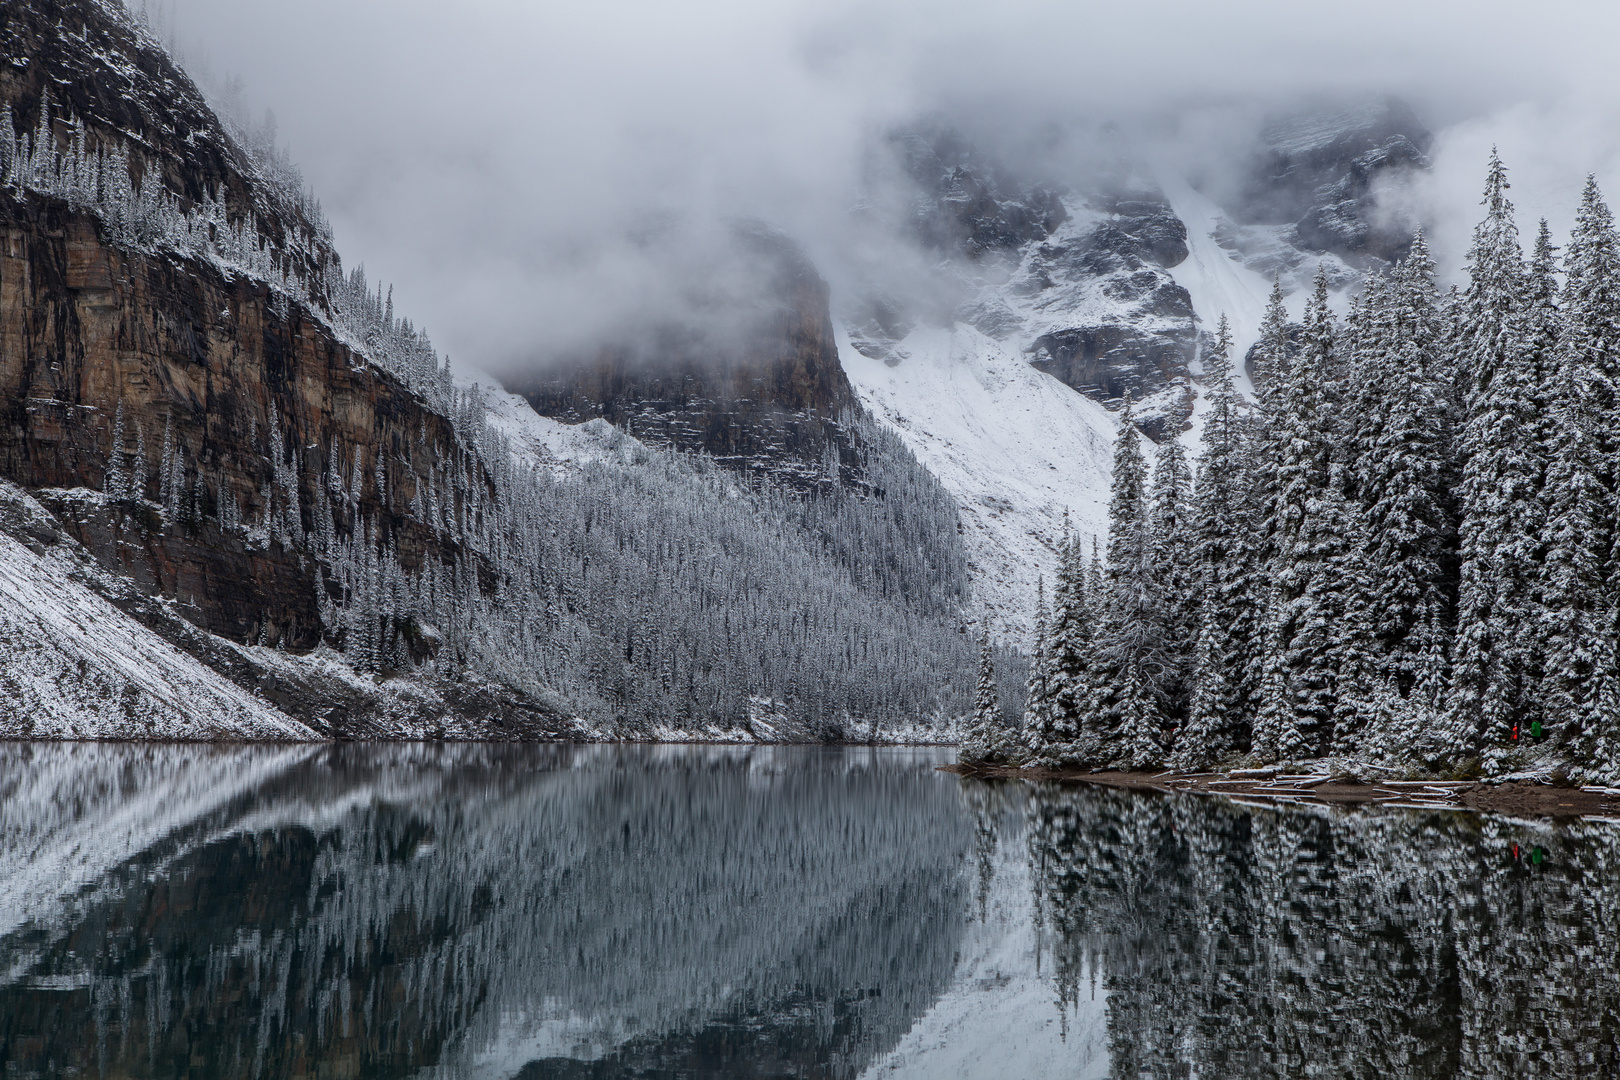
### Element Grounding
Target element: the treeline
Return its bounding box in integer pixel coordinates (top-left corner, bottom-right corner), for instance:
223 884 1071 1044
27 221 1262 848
967 155 1620 782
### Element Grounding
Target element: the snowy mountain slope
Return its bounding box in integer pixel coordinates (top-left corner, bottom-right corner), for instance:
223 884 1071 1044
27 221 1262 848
843 159 1390 636
859 815 1111 1080
0 742 323 948
477 382 657 472
0 483 314 742
839 324 1115 638
1158 171 1275 373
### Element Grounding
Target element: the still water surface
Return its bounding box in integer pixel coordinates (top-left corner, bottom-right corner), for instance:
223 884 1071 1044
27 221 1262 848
1 743 1617 1078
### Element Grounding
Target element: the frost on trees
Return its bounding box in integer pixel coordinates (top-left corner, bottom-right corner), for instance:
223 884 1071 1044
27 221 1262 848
3 77 984 736
1003 156 1620 780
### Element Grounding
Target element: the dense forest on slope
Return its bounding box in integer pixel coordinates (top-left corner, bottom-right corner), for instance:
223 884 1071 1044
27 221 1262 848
0 0 980 738
967 156 1620 782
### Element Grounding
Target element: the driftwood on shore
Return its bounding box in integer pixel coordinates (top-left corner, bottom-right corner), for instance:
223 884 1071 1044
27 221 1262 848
940 763 1620 819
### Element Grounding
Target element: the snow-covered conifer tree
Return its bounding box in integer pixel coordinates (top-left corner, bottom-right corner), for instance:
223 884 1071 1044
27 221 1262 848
132 424 147 503
1149 431 1195 722
1443 152 1550 768
1254 270 1340 761
1543 176 1620 772
1100 395 1164 769
105 402 126 500
1175 316 1257 769
1023 577 1051 760
961 625 1003 764
1351 231 1457 688
1038 534 1085 766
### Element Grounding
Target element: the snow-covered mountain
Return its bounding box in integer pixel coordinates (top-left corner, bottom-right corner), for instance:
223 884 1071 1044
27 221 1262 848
837 110 1430 635
0 0 1437 736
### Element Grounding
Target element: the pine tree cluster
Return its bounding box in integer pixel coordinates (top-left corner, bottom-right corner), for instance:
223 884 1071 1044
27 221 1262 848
995 155 1620 783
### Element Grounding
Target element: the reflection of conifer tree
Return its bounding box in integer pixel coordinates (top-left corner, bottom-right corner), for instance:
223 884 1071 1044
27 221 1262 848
1017 784 1620 1079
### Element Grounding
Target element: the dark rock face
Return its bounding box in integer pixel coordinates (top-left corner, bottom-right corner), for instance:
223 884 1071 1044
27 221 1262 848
987 188 1197 436
513 226 863 490
894 127 1068 258
1087 194 1191 271
0 194 471 651
1236 98 1432 264
862 126 1198 436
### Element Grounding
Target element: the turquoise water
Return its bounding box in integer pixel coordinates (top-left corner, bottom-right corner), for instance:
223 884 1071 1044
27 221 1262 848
1 742 1616 1078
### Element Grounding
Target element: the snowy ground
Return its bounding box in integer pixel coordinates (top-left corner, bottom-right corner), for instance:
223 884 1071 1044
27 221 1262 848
839 323 1116 641
0 483 313 741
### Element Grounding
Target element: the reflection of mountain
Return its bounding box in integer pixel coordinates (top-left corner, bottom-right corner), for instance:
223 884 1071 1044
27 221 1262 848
0 744 970 1079
1020 785 1620 1078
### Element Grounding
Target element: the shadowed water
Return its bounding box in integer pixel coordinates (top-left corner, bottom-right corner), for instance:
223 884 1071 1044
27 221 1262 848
1 743 1617 1078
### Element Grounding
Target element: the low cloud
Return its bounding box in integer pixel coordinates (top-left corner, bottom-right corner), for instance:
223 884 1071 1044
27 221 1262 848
157 0 1620 374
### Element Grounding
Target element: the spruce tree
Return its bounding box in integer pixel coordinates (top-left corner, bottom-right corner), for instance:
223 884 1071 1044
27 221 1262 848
1352 230 1457 691
961 625 1002 764
1176 316 1259 769
1023 576 1051 761
1444 151 1546 768
1044 535 1091 766
105 401 126 500
1255 269 1340 762
1149 433 1195 719
132 425 148 503
1545 176 1620 772
1100 395 1165 769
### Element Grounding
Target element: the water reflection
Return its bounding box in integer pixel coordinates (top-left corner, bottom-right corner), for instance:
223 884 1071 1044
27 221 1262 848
2 744 1619 1078
1019 784 1620 1079
0 743 969 1079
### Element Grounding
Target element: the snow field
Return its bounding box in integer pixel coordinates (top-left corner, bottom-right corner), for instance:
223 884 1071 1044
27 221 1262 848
0 487 312 742
838 323 1116 641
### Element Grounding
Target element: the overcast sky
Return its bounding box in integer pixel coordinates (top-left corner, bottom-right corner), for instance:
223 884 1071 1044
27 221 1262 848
157 0 1620 377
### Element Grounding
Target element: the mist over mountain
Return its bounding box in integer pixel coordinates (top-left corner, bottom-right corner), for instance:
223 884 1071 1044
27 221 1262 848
151 0 1620 372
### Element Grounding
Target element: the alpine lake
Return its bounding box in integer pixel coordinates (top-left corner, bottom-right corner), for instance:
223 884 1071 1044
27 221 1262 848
2 742 1617 1078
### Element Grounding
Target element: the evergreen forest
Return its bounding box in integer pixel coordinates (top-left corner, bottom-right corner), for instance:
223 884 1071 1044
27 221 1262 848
966 155 1620 784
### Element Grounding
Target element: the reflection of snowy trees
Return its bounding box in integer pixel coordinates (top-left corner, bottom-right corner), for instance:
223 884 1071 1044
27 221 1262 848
0 745 969 1079
1021 784 1620 1077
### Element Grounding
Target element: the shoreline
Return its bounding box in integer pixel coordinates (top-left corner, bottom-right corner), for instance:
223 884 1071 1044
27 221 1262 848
940 763 1620 819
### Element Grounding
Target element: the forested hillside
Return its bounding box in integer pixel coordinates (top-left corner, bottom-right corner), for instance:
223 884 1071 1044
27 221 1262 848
0 0 977 739
969 156 1620 782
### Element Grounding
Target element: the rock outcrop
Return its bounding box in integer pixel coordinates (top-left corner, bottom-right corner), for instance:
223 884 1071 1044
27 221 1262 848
850 127 1200 437
1235 97 1432 265
511 224 865 490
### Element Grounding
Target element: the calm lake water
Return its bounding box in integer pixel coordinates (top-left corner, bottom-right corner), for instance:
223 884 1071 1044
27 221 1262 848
1 743 1617 1079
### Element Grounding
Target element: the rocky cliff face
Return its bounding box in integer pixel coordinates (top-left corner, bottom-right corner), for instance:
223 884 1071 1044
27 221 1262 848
0 0 582 738
512 224 865 490
0 194 463 649
1227 97 1432 270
